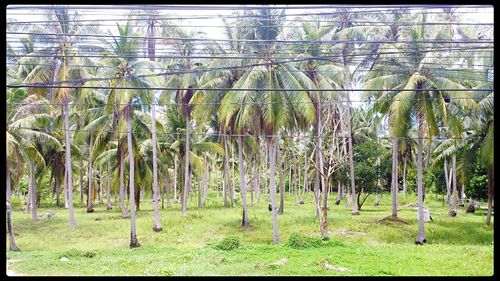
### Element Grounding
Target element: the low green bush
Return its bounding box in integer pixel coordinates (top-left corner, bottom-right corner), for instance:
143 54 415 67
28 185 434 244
286 233 322 249
215 236 240 250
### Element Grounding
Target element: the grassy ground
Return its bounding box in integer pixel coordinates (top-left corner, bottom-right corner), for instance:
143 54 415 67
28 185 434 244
6 191 493 276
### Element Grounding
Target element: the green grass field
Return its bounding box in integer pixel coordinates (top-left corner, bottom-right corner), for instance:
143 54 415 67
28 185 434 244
6 191 493 276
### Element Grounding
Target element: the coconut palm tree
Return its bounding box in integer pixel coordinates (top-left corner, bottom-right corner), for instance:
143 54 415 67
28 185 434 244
93 20 160 248
218 8 316 243
364 14 478 243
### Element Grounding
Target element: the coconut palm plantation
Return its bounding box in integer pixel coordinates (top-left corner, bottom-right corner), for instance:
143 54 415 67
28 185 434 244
5 5 493 276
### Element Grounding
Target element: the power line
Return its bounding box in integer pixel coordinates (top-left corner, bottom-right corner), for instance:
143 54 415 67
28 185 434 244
6 5 493 10
7 96 492 108
6 83 493 92
5 20 494 27
8 126 492 141
7 31 494 44
5 46 493 87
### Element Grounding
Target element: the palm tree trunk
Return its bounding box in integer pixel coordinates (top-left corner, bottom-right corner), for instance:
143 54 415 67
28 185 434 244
223 135 229 207
277 137 284 214
166 170 172 208
403 154 407 198
302 148 308 203
173 155 178 203
295 151 300 204
416 111 426 244
25 174 32 213
238 135 250 227
391 137 399 219
486 164 494 225
343 69 359 216
127 105 140 248
182 115 190 217
255 149 265 204
106 161 112 210
320 174 329 239
449 154 458 216
202 155 209 205
29 161 39 221
79 157 84 206
7 164 12 203
313 145 321 220
231 142 236 205
87 134 94 213
7 200 21 252
197 175 202 208
98 166 103 204
268 137 279 244
151 103 162 231
444 159 450 204
63 168 69 209
119 149 128 217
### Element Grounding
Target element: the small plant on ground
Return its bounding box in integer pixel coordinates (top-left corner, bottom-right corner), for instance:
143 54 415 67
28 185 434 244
215 236 240 250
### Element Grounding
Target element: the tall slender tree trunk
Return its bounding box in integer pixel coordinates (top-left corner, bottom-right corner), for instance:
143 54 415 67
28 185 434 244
485 164 494 225
391 137 399 219
343 66 359 216
182 115 191 217
87 133 94 213
106 161 112 210
202 155 209 205
6 162 21 252
7 164 12 203
294 150 300 204
444 159 450 204
151 102 162 231
197 176 202 208
416 110 426 244
319 174 329 238
127 105 140 248
277 137 285 214
231 142 236 205
166 170 172 208
313 156 321 220
238 136 250 227
223 135 229 207
29 161 39 221
98 166 103 204
63 168 68 209
79 157 84 206
7 200 20 251
255 149 266 204
449 154 458 216
403 155 407 198
173 156 178 203
119 150 128 218
268 137 279 244
302 148 308 203
24 173 31 213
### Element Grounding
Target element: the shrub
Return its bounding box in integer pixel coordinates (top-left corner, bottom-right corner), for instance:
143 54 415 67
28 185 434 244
286 233 322 249
215 236 240 250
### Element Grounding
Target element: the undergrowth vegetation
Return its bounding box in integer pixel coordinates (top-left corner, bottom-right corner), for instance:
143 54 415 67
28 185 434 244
6 192 493 276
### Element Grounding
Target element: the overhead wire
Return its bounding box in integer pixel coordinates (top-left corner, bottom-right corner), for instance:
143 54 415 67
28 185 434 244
8 126 493 141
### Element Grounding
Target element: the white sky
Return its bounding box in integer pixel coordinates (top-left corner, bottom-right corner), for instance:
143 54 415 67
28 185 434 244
6 5 494 40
